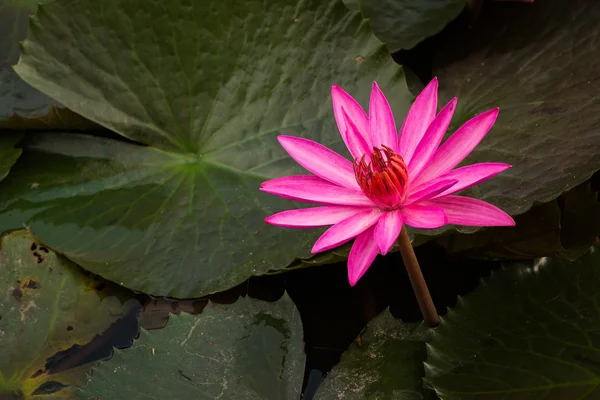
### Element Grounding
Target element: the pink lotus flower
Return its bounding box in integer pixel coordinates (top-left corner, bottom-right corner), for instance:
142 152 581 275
261 78 515 286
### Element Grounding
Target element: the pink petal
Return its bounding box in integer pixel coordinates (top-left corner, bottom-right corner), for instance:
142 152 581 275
261 175 373 206
408 97 457 180
398 78 439 165
404 179 458 205
373 209 403 255
348 226 379 286
427 195 515 226
412 108 500 186
265 206 365 228
369 82 398 151
341 107 371 160
401 205 447 229
312 208 384 253
426 163 512 199
277 135 360 190
332 85 371 158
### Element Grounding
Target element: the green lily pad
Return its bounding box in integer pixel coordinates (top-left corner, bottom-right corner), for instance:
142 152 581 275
4 0 412 296
0 230 138 399
426 247 600 399
356 0 467 52
78 294 304 400
0 133 328 297
426 0 600 230
0 133 23 181
316 309 437 400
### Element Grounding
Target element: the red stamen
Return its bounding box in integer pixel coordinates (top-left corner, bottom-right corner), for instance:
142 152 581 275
354 146 409 209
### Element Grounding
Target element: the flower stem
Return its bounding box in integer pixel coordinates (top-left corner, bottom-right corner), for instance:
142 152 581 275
397 225 440 327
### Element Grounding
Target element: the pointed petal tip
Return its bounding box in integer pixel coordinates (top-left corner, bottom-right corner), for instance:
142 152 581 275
276 134 293 142
310 243 321 254
348 276 358 287
486 107 500 117
427 77 439 88
498 212 516 226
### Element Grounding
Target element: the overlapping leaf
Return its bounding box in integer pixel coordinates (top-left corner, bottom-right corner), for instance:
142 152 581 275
78 294 304 400
0 230 138 399
3 0 412 296
426 248 600 399
352 0 467 52
316 309 436 399
423 0 600 232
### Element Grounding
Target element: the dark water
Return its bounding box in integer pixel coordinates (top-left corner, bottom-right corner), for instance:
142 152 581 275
45 240 498 399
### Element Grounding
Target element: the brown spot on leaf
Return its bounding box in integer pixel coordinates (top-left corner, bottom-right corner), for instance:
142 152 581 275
23 278 40 289
31 381 68 395
30 369 43 379
11 287 23 301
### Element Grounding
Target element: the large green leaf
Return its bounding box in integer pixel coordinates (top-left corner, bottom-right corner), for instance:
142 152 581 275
426 248 600 399
356 0 466 52
0 133 327 297
3 0 411 296
424 0 600 233
316 309 436 400
0 133 23 181
78 294 304 400
0 230 138 399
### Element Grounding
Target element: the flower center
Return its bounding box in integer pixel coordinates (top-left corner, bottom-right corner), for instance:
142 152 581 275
354 146 408 209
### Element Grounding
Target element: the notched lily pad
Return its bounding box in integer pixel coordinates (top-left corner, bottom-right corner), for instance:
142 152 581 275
317 309 437 400
427 0 600 226
78 294 304 400
426 247 600 399
356 0 467 52
0 230 138 399
5 0 414 296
